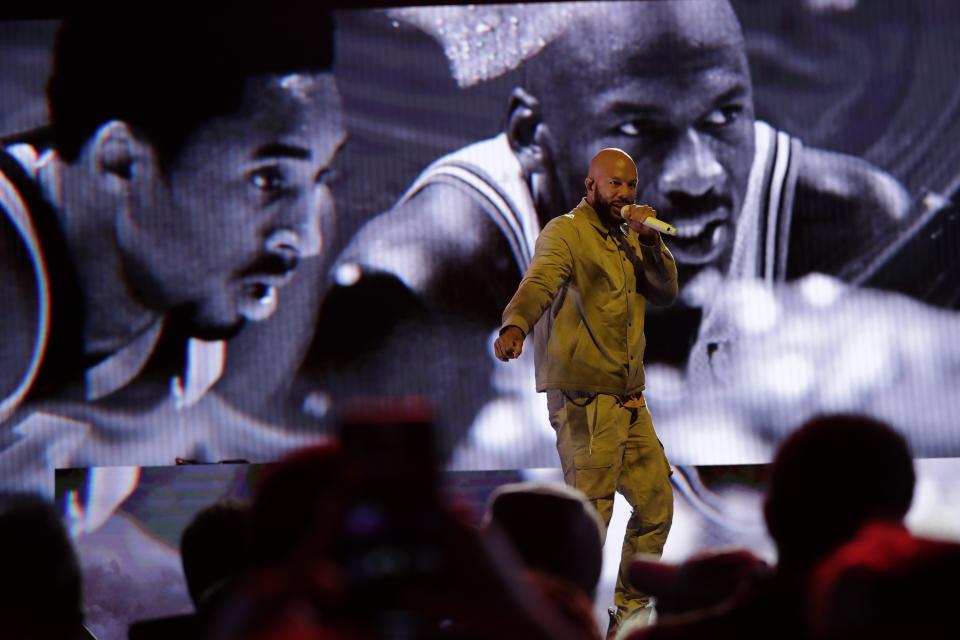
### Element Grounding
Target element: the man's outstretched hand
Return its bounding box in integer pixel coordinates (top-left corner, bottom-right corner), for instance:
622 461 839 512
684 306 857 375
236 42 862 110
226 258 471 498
494 326 525 361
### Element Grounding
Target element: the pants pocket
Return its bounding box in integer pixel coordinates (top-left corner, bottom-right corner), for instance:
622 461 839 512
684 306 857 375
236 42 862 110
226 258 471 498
571 450 617 500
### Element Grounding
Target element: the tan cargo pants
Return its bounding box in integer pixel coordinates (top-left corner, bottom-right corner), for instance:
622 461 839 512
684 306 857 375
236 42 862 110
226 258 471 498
546 389 673 621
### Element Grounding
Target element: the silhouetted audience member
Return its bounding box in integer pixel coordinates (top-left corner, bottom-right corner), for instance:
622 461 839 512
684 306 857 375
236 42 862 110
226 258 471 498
482 482 605 639
250 443 347 569
483 482 605 600
809 520 960 639
629 548 771 619
627 414 916 640
129 499 253 639
0 493 93 639
519 570 603 640
204 443 354 639
181 499 253 609
204 409 592 640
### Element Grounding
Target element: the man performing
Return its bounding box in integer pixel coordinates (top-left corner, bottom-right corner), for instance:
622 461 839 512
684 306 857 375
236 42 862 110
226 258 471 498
313 0 910 465
0 13 346 492
494 148 677 633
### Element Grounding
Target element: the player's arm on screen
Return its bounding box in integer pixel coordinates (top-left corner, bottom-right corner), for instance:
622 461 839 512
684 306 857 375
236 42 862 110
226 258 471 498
335 183 516 316
790 146 911 278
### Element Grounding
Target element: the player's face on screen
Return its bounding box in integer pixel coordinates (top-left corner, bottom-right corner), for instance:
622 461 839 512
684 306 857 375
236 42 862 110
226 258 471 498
123 73 345 337
623 48 754 273
543 1 754 275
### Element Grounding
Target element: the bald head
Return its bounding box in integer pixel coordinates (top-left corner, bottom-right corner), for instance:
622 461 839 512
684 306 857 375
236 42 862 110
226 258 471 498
585 148 638 220
588 148 636 182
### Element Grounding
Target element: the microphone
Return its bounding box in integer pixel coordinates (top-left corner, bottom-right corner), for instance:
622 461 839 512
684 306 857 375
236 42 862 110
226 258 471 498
621 204 677 236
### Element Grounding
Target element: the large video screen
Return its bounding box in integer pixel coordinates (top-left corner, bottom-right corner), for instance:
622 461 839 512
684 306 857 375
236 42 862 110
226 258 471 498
3 1 960 495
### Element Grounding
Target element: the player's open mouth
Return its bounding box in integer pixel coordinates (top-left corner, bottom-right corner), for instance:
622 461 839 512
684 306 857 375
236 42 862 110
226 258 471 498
238 273 294 322
666 211 732 264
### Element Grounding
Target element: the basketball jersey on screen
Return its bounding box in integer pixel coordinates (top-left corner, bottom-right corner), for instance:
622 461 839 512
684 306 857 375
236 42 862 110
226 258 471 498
727 120 802 282
688 122 802 384
397 133 541 274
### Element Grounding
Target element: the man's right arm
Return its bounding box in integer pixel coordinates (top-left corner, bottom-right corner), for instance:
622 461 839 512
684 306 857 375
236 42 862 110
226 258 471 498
496 219 574 359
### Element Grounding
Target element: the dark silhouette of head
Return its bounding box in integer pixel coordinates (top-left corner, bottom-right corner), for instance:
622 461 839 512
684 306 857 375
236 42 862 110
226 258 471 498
629 548 770 616
0 493 85 639
810 522 960 640
764 414 915 572
483 482 604 600
180 499 253 608
250 443 345 568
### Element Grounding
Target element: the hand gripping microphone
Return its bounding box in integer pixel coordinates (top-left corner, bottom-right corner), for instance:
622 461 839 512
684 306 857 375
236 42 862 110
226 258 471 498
621 204 678 236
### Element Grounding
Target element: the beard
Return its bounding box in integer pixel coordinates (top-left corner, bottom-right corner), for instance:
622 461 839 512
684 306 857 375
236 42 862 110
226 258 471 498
591 193 626 224
593 195 613 219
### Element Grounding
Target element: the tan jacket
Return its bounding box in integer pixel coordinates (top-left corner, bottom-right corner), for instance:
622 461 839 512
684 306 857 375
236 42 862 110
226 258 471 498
501 198 678 395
